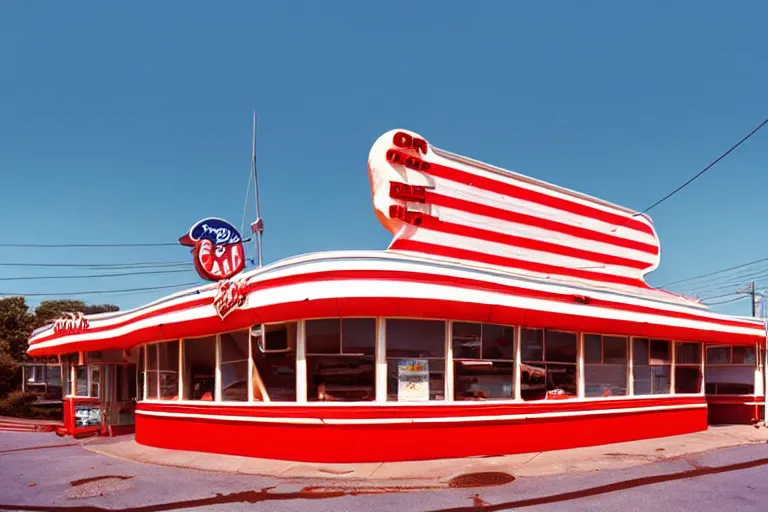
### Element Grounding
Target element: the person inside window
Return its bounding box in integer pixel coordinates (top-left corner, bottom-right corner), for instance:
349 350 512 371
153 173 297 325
314 375 338 401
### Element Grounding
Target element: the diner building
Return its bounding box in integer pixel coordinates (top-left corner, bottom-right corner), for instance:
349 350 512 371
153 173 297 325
27 129 766 462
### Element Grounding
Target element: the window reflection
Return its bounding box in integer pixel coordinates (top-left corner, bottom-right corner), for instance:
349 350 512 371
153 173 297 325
306 319 375 401
453 322 515 401
182 336 215 401
584 335 627 397
386 319 445 401
521 329 577 400
251 323 297 401
705 345 756 395
633 338 671 395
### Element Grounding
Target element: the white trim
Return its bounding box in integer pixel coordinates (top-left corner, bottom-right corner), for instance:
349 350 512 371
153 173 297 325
514 327 522 401
136 402 706 426
214 335 222 402
178 340 184 400
247 329 254 403
577 333 585 398
139 392 699 407
445 321 454 402
296 321 307 404
375 318 387 403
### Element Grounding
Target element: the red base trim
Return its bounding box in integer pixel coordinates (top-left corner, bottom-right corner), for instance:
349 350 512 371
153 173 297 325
136 397 707 463
706 395 764 425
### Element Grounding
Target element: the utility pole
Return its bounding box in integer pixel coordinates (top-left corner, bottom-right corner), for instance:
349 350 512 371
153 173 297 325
249 111 264 267
751 281 757 317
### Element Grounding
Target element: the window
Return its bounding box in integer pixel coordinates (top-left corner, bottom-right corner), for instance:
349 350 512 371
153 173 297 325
75 365 88 396
182 336 215 400
306 318 375 401
146 342 179 400
633 338 671 395
137 346 145 400
584 335 628 397
675 342 702 394
452 322 515 401
90 365 101 399
386 319 445 401
220 331 250 402
251 323 297 402
705 345 756 395
521 329 577 400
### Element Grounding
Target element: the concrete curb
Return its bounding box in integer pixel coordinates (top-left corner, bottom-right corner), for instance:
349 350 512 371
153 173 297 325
79 425 768 487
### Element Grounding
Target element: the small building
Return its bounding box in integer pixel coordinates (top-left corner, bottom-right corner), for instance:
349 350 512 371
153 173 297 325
27 129 766 462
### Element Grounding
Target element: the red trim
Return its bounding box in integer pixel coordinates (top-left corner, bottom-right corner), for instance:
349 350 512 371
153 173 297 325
135 397 706 462
391 240 650 288
405 213 652 270
28 295 763 357
29 269 763 350
425 191 659 255
421 159 656 237
706 395 764 425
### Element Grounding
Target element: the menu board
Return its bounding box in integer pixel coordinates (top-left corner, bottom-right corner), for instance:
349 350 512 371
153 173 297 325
397 359 430 402
74 404 102 428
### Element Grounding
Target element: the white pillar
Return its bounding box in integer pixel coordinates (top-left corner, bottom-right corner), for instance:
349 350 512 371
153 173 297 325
296 321 307 403
375 318 387 402
514 328 522 401
577 333 585 398
445 321 454 402
214 335 222 402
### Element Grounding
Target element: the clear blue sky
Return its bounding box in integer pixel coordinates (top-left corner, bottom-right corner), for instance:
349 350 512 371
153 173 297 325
1 1 766 317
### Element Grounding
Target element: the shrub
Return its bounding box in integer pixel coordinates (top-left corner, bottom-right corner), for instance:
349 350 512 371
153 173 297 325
0 390 38 418
0 351 20 398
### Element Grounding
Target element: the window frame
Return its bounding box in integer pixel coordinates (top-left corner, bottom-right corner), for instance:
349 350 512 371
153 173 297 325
705 344 757 395
583 333 629 398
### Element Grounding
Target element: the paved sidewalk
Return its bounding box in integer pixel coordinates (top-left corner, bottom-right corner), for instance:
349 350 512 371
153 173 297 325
80 425 768 487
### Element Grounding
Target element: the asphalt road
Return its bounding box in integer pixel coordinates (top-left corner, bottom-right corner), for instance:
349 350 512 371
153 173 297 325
1 432 766 511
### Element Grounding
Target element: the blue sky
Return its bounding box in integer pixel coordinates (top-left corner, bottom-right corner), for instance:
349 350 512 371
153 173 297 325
0 1 766 316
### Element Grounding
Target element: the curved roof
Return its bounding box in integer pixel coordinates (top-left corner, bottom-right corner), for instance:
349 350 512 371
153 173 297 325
27 250 765 357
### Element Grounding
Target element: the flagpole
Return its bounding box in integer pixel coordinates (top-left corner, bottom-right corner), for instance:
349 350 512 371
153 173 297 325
251 110 264 267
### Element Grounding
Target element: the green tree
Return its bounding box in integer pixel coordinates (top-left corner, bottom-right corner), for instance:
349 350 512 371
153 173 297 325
32 300 119 329
0 297 35 362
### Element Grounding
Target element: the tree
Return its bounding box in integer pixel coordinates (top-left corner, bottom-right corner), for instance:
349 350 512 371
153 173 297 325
0 297 35 362
32 300 119 329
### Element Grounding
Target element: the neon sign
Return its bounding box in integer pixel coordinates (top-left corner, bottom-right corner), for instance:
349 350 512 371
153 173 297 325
213 278 248 319
179 218 246 281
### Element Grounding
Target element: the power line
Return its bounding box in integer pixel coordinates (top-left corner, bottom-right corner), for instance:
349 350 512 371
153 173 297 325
0 268 195 281
0 242 180 248
636 118 768 216
3 282 204 297
0 261 192 269
704 295 749 306
659 255 768 288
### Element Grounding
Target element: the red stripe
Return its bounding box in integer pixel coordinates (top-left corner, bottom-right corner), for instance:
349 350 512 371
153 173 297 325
391 239 650 288
27 296 762 358
30 267 761 348
413 214 651 271
426 191 659 256
422 159 656 237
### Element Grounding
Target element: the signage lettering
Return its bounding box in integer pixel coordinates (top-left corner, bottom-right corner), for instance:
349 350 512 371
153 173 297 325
392 131 428 154
213 278 248 319
179 218 246 282
53 312 90 335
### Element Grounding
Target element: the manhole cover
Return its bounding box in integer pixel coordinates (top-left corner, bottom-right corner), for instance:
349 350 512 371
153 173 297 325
448 472 515 488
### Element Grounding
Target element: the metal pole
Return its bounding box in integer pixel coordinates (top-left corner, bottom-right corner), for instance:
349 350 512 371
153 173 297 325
251 111 264 267
751 281 757 317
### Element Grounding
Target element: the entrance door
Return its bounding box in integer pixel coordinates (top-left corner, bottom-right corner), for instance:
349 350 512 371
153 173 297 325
100 363 137 428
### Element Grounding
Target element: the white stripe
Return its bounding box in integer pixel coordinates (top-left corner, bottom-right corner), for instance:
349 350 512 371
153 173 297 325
437 206 658 267
428 173 660 248
428 147 658 237
28 257 763 350
395 227 642 278
135 402 706 426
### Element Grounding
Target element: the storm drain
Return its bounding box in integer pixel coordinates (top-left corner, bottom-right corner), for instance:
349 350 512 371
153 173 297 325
448 471 515 488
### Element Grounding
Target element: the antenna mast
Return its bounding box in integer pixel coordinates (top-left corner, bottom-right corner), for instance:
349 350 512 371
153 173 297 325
250 111 264 267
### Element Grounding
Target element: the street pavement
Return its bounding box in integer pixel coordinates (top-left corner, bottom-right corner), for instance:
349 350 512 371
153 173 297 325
1 431 767 511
